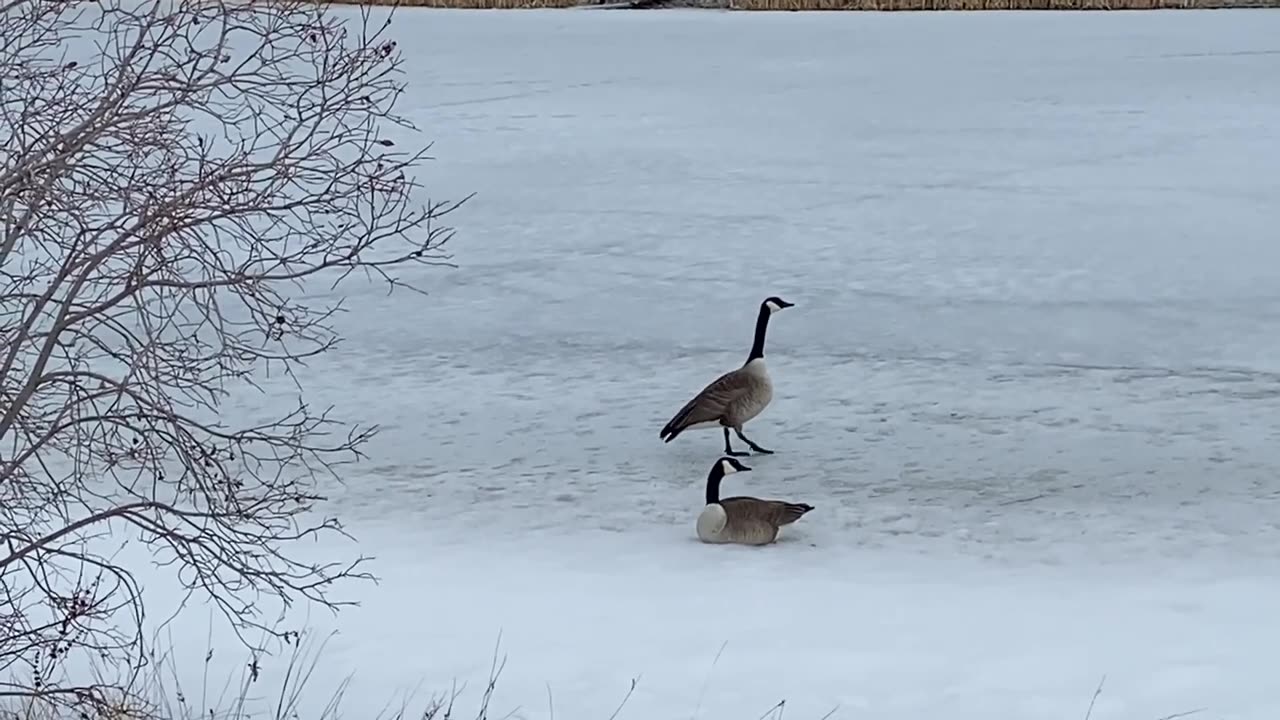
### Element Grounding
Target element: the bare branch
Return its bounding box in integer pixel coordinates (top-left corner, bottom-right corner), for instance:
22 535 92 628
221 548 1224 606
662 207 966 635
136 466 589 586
1 0 465 710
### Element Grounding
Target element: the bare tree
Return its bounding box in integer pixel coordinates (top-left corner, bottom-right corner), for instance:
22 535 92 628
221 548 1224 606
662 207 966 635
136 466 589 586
0 0 466 715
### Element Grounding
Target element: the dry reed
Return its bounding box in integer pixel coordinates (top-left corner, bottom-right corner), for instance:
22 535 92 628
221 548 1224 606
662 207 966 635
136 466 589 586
726 0 1278 9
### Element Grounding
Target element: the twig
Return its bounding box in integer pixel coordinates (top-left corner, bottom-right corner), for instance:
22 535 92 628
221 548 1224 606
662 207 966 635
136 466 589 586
692 640 729 719
1084 675 1106 720
757 699 786 720
606 677 639 720
1154 709 1208 720
1000 493 1049 506
476 631 508 720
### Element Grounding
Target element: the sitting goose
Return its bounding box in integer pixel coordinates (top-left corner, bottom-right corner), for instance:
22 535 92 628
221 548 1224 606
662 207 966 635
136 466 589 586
695 456 814 546
659 296 794 457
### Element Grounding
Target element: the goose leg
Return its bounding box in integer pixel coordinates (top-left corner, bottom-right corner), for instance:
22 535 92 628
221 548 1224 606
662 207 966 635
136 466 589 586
735 427 774 455
722 428 750 457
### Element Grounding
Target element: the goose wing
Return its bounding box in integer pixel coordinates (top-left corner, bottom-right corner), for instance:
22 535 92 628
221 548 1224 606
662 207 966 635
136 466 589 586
659 368 751 439
720 496 814 527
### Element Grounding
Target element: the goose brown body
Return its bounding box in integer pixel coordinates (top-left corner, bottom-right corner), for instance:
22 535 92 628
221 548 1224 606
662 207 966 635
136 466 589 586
695 457 814 546
660 358 772 436
660 297 794 457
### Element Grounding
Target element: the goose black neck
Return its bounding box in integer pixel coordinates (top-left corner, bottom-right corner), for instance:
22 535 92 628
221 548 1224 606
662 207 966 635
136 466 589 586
746 304 771 363
705 465 724 505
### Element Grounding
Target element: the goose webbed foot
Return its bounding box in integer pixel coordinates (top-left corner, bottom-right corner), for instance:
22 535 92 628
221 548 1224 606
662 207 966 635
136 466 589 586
722 428 751 457
735 428 774 455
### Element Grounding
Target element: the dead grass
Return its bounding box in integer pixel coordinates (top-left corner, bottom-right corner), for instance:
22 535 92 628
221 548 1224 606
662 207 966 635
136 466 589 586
0 629 642 720
725 0 1278 9
0 631 1210 720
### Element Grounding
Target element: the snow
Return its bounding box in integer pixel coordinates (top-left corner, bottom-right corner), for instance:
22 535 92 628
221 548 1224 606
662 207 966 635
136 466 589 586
310 533 1280 720
154 7 1280 720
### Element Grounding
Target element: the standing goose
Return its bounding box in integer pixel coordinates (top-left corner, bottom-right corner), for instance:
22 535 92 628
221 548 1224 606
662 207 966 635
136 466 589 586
659 296 794 457
695 457 814 545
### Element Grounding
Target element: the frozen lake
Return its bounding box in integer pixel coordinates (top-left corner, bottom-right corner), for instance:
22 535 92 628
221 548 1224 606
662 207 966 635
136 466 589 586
187 8 1280 720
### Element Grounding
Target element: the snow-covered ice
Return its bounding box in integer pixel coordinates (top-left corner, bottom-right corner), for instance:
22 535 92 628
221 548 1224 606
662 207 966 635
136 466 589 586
162 8 1280 720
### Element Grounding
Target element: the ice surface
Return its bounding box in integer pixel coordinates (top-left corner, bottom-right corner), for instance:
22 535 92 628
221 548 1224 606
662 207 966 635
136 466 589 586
154 7 1280 720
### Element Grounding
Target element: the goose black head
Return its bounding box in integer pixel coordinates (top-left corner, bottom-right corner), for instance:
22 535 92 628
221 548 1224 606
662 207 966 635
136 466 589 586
762 296 795 314
716 456 752 475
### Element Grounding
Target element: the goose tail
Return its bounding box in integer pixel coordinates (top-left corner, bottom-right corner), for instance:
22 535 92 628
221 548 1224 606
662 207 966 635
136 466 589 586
779 502 814 525
659 420 685 443
659 403 696 442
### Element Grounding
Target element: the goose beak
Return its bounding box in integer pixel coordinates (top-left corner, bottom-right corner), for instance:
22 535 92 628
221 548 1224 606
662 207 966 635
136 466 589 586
778 300 795 309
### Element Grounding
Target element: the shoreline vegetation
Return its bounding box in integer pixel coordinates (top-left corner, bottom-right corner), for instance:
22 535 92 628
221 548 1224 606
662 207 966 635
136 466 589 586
317 0 1280 10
